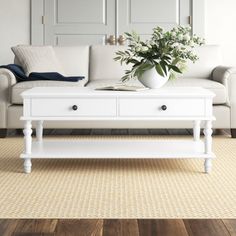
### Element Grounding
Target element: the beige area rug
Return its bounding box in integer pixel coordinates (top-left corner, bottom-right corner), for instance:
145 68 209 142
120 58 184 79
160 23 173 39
0 135 236 219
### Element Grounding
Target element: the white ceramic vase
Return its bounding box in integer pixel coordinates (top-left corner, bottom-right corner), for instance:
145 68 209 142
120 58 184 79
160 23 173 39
138 67 169 89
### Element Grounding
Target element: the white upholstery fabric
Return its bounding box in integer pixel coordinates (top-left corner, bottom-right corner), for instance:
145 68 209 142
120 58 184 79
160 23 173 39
0 69 17 127
90 45 222 81
11 79 87 104
11 46 65 76
53 46 90 83
164 78 227 104
181 45 222 78
87 78 227 105
90 45 131 81
212 66 236 127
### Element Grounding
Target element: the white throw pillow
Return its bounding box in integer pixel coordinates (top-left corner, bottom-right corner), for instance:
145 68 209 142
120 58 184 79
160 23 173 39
11 45 65 76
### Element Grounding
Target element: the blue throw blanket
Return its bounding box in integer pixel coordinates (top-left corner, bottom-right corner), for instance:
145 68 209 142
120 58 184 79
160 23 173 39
0 64 85 82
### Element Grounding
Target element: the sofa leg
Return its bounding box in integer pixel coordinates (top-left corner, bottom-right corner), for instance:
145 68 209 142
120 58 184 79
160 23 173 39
0 129 7 138
231 129 236 138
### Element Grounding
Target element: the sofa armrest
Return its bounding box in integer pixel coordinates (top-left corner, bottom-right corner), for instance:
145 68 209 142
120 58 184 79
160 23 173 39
213 66 236 104
0 69 17 128
212 66 236 83
212 66 236 127
0 68 17 85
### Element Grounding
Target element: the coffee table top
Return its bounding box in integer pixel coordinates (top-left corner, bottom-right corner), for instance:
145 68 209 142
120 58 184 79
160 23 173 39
21 87 215 99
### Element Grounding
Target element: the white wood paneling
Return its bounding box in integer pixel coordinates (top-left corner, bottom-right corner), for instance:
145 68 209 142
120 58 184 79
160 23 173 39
192 0 205 37
119 98 205 117
31 0 44 45
31 0 205 45
31 98 117 117
57 0 105 24
118 0 191 38
129 0 179 24
56 34 107 45
44 0 116 45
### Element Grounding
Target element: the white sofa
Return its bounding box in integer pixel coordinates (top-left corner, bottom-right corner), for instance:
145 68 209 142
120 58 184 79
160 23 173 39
0 45 235 137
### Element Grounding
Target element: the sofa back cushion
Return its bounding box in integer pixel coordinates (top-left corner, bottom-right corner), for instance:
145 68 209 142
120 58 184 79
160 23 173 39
90 45 222 81
181 45 222 79
12 45 66 76
14 45 90 84
90 45 131 81
53 46 90 83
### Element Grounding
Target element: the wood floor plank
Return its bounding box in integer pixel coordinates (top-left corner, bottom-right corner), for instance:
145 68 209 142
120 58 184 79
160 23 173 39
111 129 129 135
138 219 158 236
120 220 139 236
0 219 19 236
71 129 92 135
55 219 103 236
2 219 236 236
184 219 230 236
149 129 169 135
155 220 188 236
9 128 228 137
223 220 236 236
103 220 139 236
91 129 112 135
128 129 149 135
138 219 188 236
102 220 122 236
167 129 190 135
14 220 57 234
13 233 54 236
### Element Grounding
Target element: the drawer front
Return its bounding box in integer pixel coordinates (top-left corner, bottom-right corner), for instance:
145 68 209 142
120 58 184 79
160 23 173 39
31 98 117 117
119 98 205 117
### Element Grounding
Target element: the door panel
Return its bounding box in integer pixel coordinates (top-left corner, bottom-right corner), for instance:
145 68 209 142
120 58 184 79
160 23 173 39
57 0 105 24
44 0 116 45
118 0 191 39
31 0 205 46
130 0 179 24
57 34 106 46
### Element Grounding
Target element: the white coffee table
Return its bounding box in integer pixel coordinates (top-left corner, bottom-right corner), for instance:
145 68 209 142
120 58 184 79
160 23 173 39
20 87 215 174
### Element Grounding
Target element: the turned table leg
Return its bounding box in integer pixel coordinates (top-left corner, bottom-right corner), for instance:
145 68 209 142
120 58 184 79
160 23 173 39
203 120 213 174
36 120 43 142
193 120 201 141
23 120 32 174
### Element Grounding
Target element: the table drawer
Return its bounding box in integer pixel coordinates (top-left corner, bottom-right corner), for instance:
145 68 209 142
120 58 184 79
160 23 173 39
31 98 117 117
119 98 205 117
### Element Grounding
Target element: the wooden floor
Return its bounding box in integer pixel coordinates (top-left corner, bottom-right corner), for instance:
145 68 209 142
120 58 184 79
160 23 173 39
10 128 230 137
3 129 233 235
0 219 236 236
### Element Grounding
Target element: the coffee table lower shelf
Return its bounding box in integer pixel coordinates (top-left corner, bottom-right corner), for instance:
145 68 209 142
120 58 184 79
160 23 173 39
20 140 215 173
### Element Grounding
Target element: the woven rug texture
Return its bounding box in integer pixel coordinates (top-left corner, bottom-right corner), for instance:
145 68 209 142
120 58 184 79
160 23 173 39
0 135 235 218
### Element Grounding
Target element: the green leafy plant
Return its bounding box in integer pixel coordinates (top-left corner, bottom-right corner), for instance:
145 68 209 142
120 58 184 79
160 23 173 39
114 26 204 82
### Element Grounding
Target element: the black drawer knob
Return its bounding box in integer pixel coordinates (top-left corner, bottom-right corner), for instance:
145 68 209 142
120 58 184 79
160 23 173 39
72 105 78 111
161 105 167 111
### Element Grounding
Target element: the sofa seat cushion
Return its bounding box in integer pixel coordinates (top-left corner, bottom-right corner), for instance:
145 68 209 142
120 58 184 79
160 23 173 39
87 78 227 105
12 79 87 104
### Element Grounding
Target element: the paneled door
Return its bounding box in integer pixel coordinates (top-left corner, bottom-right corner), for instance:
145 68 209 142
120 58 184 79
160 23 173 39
43 0 116 45
117 0 191 43
31 0 205 46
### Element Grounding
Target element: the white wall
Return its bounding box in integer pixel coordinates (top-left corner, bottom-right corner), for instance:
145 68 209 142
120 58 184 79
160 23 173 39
205 0 236 66
0 0 30 65
0 0 235 66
